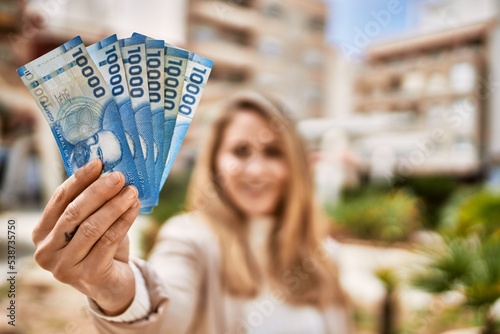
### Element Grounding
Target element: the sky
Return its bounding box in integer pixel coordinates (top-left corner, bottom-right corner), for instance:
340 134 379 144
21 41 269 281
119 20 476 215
325 0 417 57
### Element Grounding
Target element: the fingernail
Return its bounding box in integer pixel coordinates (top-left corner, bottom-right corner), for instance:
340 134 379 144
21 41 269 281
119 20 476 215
134 200 141 209
76 158 98 176
105 172 122 186
86 158 99 171
123 186 138 200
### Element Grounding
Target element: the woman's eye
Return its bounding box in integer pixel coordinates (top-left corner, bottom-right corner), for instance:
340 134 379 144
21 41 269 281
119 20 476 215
233 145 250 158
265 146 283 158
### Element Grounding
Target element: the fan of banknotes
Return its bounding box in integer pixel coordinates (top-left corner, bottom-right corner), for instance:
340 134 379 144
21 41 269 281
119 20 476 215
17 33 213 213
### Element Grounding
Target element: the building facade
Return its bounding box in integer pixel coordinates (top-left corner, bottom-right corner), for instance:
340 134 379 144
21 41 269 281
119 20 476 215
188 0 329 119
0 0 333 196
352 21 493 177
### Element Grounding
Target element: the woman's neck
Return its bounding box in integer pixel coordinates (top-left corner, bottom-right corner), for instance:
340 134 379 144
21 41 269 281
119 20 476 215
247 215 274 243
247 215 275 276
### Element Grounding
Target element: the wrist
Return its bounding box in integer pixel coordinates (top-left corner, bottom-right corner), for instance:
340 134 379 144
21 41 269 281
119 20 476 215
88 262 136 316
95 286 135 316
86 261 151 322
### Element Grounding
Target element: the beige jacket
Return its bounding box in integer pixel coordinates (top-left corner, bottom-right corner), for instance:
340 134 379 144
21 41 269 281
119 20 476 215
90 213 352 334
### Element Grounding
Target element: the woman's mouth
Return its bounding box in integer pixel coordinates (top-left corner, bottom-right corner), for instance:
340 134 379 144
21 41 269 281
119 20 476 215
240 183 271 197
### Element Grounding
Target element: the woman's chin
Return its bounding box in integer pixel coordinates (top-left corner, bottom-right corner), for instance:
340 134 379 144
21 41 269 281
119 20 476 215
240 204 276 218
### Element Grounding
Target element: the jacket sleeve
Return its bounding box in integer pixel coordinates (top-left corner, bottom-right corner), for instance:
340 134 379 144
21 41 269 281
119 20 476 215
89 214 208 333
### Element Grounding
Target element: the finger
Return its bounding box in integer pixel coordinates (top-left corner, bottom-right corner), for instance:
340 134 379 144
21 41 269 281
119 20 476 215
44 171 126 251
89 199 140 267
33 159 102 245
62 185 139 264
115 235 130 264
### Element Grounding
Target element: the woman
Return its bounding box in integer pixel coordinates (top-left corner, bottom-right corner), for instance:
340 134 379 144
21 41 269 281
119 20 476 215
32 91 352 333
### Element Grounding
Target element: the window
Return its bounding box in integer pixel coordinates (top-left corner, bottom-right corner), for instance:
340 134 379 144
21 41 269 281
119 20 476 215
190 25 219 42
261 3 284 18
258 37 284 58
426 104 447 128
426 71 448 94
222 29 250 46
255 72 281 87
190 24 250 46
449 62 476 93
303 49 324 67
224 0 252 8
451 98 477 135
210 68 249 83
303 85 322 105
308 16 325 32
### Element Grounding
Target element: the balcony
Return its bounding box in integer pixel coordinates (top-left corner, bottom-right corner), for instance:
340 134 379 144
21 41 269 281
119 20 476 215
190 1 262 33
189 40 259 73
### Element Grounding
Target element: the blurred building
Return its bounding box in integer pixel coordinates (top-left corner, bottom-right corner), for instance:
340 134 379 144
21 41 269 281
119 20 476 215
177 0 332 173
0 0 63 209
188 0 329 119
303 1 500 185
407 0 497 34
0 0 22 64
488 0 500 181
351 21 493 177
15 0 188 61
0 0 26 79
0 0 334 196
17 0 330 121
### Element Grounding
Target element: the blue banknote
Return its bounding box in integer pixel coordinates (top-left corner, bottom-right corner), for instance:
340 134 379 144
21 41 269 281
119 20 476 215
131 33 167 199
88 34 150 201
142 44 190 211
145 39 165 202
162 46 189 170
120 35 155 207
17 36 142 194
159 52 213 189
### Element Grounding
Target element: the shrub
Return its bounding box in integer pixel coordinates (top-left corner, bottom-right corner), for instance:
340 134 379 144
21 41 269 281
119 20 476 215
440 188 500 240
326 189 422 243
396 175 459 229
411 187 500 334
411 239 500 333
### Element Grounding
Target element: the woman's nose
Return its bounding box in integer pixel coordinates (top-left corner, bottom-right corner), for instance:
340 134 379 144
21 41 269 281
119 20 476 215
244 155 266 176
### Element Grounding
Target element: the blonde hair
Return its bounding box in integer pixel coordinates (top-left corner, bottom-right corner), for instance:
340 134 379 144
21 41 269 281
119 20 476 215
187 91 345 307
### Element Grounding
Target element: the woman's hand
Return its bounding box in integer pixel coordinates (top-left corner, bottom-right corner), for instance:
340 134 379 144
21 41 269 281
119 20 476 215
32 159 141 316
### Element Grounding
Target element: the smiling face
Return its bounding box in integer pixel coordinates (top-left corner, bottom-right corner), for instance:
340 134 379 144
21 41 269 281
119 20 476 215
215 108 289 218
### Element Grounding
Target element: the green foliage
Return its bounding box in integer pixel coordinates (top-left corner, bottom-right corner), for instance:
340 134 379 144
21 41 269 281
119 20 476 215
463 241 500 309
326 189 422 243
411 187 500 333
396 175 459 229
413 239 500 309
439 188 500 240
412 239 474 294
400 306 485 334
439 186 482 232
375 267 399 291
454 190 500 240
